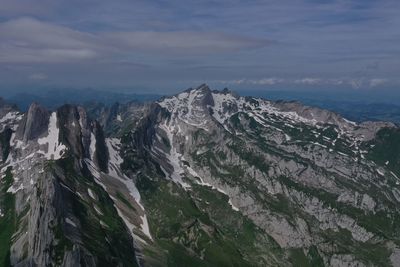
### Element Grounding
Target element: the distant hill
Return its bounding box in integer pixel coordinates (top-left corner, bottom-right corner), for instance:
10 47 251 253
5 88 161 111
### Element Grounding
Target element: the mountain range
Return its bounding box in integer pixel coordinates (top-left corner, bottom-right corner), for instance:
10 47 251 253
7 88 400 124
1 84 400 266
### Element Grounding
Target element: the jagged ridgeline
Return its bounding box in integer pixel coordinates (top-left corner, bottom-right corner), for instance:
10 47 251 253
0 84 400 267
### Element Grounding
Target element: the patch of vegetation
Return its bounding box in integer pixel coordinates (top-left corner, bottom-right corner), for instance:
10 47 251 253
333 138 354 155
94 123 109 173
227 140 270 173
278 174 400 239
0 128 12 161
288 248 310 267
161 136 171 150
136 174 287 266
191 149 244 187
116 191 136 211
321 125 338 140
216 150 227 161
52 157 138 266
0 168 16 266
320 228 391 266
52 219 73 264
307 246 324 267
72 183 138 266
367 127 400 175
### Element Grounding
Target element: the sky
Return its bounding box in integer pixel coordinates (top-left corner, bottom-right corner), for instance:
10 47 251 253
0 0 399 95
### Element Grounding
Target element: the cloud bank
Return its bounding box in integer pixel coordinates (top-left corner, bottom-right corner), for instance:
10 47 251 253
211 77 395 89
0 17 271 63
0 0 399 92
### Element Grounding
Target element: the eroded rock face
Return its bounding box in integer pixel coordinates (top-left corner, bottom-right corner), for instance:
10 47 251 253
16 103 50 142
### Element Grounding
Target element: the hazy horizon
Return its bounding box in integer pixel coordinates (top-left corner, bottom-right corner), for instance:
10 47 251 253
3 84 400 107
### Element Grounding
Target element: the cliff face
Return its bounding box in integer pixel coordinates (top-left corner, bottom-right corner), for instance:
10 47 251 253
1 86 400 266
0 103 139 267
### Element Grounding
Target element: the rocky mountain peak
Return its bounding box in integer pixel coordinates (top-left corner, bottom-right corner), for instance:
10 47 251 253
16 102 50 142
190 83 211 92
0 99 21 132
218 87 240 98
157 84 216 128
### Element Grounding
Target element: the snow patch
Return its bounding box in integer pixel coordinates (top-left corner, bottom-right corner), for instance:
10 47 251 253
337 151 348 157
158 89 209 129
140 214 152 240
104 138 152 240
89 133 96 160
310 142 328 149
211 92 240 124
88 188 96 200
7 183 23 194
94 205 103 215
100 220 108 228
0 111 20 124
65 218 77 227
158 122 191 189
186 164 240 212
37 112 66 160
377 169 385 176
228 199 239 211
343 118 357 126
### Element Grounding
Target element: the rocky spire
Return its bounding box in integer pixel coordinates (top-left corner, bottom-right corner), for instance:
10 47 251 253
16 102 50 142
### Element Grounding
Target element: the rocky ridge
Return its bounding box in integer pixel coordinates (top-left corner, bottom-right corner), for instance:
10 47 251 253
0 85 400 266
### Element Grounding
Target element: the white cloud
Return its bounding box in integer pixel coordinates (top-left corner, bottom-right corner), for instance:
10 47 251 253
211 77 392 89
294 78 322 85
104 31 270 54
369 78 387 87
0 17 271 63
349 79 363 89
29 73 47 80
0 17 101 63
213 78 285 85
250 78 284 85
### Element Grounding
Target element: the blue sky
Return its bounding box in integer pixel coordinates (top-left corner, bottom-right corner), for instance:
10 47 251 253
0 0 399 94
